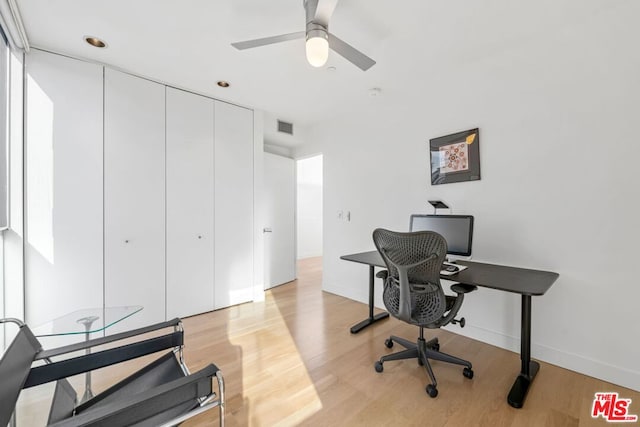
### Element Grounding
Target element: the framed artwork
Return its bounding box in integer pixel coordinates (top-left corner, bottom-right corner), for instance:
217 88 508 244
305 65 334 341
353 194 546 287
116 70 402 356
430 128 480 185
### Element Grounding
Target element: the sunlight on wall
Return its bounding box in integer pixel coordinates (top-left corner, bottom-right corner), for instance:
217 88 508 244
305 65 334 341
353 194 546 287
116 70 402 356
26 75 54 264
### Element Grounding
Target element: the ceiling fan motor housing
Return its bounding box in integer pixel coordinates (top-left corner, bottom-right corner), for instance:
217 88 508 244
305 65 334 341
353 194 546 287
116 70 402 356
306 23 328 42
304 0 328 38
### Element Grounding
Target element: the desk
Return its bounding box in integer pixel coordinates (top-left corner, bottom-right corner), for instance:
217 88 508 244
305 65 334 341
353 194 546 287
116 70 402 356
340 250 559 409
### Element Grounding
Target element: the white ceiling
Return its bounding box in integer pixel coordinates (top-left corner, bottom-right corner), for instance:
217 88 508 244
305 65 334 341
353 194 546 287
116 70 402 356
17 0 630 148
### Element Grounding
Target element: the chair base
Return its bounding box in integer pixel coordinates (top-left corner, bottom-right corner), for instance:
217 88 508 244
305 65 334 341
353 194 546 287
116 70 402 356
375 332 473 397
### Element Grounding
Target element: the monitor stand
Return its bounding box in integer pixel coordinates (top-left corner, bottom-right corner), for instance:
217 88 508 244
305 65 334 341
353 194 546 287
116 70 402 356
446 255 472 264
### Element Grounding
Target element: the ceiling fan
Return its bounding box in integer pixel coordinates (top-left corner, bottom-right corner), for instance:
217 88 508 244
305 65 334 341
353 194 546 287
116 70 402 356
231 0 376 71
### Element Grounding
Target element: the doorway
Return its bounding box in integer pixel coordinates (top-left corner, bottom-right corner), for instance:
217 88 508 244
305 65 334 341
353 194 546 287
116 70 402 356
296 155 323 260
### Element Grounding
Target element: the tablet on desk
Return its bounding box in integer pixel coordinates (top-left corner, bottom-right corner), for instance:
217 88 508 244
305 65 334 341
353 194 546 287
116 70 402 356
440 262 468 276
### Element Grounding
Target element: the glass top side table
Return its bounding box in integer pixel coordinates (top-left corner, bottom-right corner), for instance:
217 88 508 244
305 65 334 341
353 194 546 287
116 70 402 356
32 306 143 403
32 306 143 337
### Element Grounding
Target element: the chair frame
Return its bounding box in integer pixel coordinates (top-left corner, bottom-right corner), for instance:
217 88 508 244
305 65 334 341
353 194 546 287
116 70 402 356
1 317 224 427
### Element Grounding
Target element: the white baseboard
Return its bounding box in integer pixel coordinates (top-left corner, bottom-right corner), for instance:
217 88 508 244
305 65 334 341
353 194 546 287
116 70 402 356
323 281 640 392
453 325 640 392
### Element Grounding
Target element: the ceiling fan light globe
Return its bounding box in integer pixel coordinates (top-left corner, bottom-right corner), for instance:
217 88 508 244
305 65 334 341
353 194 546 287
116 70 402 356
306 36 329 67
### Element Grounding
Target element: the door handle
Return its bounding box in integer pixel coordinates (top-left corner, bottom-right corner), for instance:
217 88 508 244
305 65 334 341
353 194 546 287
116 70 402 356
263 228 272 233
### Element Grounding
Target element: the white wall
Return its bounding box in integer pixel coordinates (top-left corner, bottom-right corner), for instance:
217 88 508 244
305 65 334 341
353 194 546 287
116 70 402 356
264 143 292 158
295 9 640 391
296 155 323 259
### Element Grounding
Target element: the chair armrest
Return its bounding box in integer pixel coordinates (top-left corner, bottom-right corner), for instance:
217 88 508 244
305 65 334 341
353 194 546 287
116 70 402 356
437 285 477 327
451 284 477 294
0 323 42 427
35 318 182 360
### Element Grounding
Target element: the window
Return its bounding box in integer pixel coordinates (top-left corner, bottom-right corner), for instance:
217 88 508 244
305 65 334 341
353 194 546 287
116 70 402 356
0 25 24 348
0 26 8 348
0 27 8 230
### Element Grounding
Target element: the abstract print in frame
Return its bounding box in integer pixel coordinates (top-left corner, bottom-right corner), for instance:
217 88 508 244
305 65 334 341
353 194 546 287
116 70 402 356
430 128 480 185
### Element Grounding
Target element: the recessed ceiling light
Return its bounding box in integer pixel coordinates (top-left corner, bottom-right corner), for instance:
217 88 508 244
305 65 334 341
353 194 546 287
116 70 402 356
217 81 230 88
84 36 107 48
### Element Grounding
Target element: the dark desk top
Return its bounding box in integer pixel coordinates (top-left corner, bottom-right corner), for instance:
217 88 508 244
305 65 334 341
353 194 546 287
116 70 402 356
341 251 386 267
340 251 559 296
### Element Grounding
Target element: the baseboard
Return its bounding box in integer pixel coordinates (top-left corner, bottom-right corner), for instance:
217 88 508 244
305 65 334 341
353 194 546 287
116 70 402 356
452 325 640 392
323 277 640 393
297 253 323 260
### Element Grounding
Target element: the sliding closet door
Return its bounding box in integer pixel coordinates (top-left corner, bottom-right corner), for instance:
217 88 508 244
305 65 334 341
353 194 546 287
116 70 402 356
24 50 104 326
214 101 254 308
166 87 215 318
104 69 165 329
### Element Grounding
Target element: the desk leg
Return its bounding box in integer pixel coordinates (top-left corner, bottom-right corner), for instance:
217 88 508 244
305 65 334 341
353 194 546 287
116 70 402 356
350 265 389 334
507 294 540 408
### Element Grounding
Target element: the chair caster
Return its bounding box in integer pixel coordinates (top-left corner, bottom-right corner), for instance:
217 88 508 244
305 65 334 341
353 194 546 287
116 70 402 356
430 343 440 352
374 361 384 373
463 367 474 379
426 384 438 398
384 338 393 349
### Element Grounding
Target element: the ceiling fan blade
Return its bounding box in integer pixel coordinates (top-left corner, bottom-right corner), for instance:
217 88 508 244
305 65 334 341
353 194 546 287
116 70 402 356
328 34 376 71
313 0 340 27
231 31 305 50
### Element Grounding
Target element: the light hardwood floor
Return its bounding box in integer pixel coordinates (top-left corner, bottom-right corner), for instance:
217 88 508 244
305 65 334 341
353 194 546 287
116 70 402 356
16 257 640 426
180 257 639 427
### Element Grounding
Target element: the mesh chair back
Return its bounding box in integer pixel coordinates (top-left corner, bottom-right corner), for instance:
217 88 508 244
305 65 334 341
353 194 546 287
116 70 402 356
372 229 448 326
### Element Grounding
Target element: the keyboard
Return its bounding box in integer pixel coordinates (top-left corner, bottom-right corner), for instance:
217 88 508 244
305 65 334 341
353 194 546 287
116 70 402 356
440 262 467 276
442 264 459 273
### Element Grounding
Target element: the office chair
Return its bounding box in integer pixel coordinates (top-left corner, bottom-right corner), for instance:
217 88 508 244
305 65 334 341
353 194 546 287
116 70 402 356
0 317 224 427
372 228 477 398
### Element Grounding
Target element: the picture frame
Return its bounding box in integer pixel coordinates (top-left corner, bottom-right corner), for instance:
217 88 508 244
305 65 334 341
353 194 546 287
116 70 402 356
429 128 480 185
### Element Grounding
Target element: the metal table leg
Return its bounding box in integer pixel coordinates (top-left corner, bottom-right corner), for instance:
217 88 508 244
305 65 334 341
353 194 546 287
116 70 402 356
350 265 389 333
77 315 99 403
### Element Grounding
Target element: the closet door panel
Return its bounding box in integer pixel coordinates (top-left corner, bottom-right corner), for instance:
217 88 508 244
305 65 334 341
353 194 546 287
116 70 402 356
166 87 215 318
104 69 165 329
24 50 104 326
214 102 254 309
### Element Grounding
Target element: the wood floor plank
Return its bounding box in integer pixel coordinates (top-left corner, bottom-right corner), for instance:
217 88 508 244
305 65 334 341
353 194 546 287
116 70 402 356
15 256 640 426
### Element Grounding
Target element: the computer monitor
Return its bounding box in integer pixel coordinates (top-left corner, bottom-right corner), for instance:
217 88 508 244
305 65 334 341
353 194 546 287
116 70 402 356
409 214 474 257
